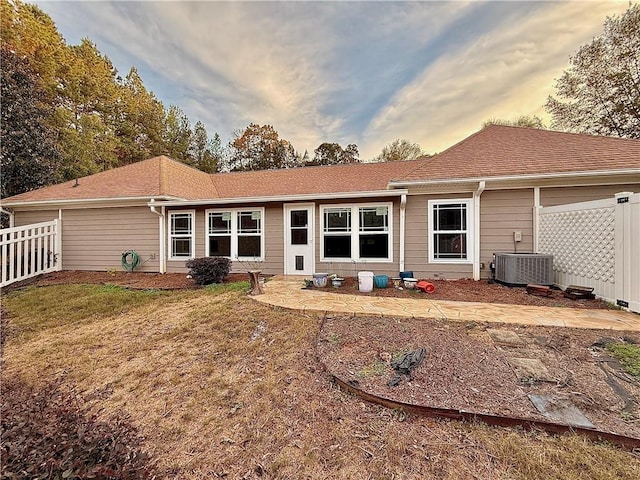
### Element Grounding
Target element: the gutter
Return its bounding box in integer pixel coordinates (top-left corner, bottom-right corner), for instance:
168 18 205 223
388 168 640 189
148 189 409 208
0 195 181 209
399 194 407 272
149 199 166 274
473 181 485 281
0 206 14 227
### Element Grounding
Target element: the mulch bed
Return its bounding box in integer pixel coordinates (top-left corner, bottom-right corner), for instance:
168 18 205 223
318 315 640 439
3 270 247 291
7 271 614 310
317 277 614 309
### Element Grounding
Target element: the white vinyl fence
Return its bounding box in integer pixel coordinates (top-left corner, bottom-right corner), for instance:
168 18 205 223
538 192 639 313
0 219 61 288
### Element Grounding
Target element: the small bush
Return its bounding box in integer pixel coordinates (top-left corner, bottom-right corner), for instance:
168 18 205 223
1 376 155 479
186 256 231 285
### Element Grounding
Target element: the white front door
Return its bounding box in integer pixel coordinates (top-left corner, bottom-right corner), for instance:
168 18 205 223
284 204 314 275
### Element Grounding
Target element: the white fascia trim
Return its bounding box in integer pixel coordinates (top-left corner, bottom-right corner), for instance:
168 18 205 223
2 195 182 209
148 189 409 208
388 169 640 188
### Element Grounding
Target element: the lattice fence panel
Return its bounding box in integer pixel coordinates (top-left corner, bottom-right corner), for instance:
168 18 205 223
538 206 615 282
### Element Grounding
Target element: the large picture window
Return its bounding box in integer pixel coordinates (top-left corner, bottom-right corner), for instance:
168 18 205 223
206 208 264 260
321 203 392 261
169 211 195 259
428 199 472 263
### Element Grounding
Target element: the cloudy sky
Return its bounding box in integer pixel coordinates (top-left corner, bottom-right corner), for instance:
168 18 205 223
36 1 629 159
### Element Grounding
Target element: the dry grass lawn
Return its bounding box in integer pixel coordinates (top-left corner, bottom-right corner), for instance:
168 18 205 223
2 283 639 479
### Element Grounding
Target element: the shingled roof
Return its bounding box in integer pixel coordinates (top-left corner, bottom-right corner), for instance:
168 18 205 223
395 125 640 184
2 156 217 203
211 160 421 198
1 155 420 205
2 126 638 206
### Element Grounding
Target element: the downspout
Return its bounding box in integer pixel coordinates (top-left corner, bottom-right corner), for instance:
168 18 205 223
56 209 63 270
0 207 14 227
399 194 407 272
533 187 541 253
149 199 166 274
473 181 485 281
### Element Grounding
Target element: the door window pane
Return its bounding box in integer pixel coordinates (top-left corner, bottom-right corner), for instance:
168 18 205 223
290 210 308 245
291 210 308 228
291 229 308 245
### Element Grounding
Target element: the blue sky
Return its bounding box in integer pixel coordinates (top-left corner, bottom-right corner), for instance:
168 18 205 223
36 1 629 159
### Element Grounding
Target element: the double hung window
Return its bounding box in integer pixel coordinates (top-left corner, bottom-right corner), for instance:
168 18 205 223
428 200 472 263
206 208 264 259
321 203 392 261
169 211 195 259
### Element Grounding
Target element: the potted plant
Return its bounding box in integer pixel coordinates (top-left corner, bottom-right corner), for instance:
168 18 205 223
329 273 345 287
312 272 329 288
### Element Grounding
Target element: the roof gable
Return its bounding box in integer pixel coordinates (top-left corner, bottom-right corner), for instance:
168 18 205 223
2 156 215 203
399 125 640 183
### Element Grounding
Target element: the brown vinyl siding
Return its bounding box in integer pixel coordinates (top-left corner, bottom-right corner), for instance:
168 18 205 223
314 197 401 278
166 204 284 275
404 193 473 280
60 207 159 272
14 210 59 226
479 189 534 279
540 184 640 207
261 203 284 275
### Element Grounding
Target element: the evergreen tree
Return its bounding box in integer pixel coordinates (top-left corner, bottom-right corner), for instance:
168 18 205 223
1 46 61 198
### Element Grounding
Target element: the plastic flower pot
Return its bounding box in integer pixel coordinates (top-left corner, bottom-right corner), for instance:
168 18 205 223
374 274 389 288
312 273 328 288
403 277 418 289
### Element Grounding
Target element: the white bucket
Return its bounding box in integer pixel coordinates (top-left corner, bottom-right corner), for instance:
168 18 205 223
358 271 374 292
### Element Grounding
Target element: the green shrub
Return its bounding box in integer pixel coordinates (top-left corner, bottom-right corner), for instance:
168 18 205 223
1 376 155 479
186 257 231 285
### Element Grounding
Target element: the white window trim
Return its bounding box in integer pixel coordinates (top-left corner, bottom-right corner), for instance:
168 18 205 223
428 198 473 264
205 207 266 261
168 210 196 261
320 202 393 263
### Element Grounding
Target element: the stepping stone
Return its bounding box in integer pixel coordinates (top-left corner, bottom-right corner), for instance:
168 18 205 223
487 329 525 346
508 357 555 382
528 394 595 429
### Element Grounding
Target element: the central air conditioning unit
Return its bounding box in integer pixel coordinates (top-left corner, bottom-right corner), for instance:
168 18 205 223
494 253 554 286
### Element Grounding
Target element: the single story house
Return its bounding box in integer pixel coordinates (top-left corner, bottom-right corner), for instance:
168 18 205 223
2 125 639 280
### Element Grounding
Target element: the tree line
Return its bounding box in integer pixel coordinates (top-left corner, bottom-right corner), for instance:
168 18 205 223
0 1 427 198
2 1 638 199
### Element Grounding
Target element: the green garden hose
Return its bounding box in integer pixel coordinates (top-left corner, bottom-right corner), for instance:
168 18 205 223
121 250 140 272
